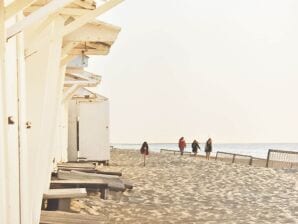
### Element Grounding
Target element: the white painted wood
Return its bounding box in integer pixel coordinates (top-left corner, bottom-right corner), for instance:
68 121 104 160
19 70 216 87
0 2 8 224
5 18 21 224
78 99 110 161
67 100 78 161
63 85 80 103
64 21 121 43
61 55 76 66
25 15 66 224
63 0 124 36
5 0 36 20
16 12 31 224
7 0 75 39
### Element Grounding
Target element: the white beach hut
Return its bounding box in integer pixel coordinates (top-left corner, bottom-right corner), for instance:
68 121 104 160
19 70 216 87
68 88 110 163
0 1 123 223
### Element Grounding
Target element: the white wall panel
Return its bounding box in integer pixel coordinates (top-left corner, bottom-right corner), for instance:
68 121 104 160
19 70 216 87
25 15 65 224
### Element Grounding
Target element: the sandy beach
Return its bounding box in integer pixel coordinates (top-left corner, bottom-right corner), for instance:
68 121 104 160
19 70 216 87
71 149 298 223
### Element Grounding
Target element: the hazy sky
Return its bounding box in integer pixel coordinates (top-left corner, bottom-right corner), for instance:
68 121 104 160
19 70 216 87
89 0 298 143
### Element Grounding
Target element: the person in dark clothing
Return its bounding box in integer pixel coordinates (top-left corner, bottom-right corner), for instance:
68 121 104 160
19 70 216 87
178 137 186 156
205 138 212 160
140 141 149 155
191 139 200 156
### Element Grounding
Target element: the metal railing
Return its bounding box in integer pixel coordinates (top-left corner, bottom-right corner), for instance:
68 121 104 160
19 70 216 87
266 149 298 168
215 151 253 165
161 148 298 169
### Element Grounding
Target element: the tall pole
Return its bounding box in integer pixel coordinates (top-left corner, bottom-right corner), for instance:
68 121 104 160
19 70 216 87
17 12 31 224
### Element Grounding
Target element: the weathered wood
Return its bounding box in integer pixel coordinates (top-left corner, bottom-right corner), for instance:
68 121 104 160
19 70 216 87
58 167 122 176
43 188 87 199
51 179 107 185
58 162 96 169
96 170 122 176
74 0 96 10
40 210 105 224
50 179 108 199
63 0 124 36
44 183 86 212
64 21 121 44
58 170 125 191
122 179 133 190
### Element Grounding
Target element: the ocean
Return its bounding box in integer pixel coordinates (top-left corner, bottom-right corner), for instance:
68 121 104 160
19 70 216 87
111 143 298 159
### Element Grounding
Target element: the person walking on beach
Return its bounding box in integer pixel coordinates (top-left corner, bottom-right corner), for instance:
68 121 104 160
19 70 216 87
140 141 149 166
205 138 212 160
140 141 149 155
178 137 186 156
191 139 200 156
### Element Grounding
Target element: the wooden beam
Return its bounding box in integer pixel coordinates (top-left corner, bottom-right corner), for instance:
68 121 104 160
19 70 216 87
65 72 90 81
68 47 109 55
61 42 80 58
43 188 87 199
24 13 58 51
63 0 124 36
64 21 120 43
64 80 98 86
63 84 79 102
6 0 75 40
24 6 92 16
61 55 76 67
74 0 96 10
5 0 37 20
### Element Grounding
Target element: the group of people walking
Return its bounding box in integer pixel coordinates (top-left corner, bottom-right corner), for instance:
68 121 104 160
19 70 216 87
140 137 213 160
178 137 212 160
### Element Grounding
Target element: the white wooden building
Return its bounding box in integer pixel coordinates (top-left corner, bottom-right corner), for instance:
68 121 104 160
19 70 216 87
68 88 110 163
0 1 123 223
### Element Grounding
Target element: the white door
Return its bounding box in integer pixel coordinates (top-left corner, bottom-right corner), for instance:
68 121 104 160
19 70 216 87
79 100 110 161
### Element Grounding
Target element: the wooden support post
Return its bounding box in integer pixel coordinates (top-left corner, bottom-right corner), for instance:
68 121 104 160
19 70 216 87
266 149 271 168
16 12 31 224
62 84 80 103
232 154 236 163
0 2 8 224
249 157 253 166
6 0 75 39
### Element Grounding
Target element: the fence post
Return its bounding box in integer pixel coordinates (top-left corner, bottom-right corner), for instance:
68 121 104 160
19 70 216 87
265 149 271 168
249 157 253 166
232 154 235 163
215 152 218 161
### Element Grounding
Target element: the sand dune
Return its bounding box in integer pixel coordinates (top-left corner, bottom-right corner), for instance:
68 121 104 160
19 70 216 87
71 149 298 223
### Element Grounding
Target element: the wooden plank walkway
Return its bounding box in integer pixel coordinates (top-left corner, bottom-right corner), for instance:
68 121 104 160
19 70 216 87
57 170 126 191
40 211 105 224
50 179 109 199
43 188 87 199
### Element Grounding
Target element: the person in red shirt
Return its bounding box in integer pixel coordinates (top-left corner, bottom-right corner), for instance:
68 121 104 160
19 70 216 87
178 137 186 155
